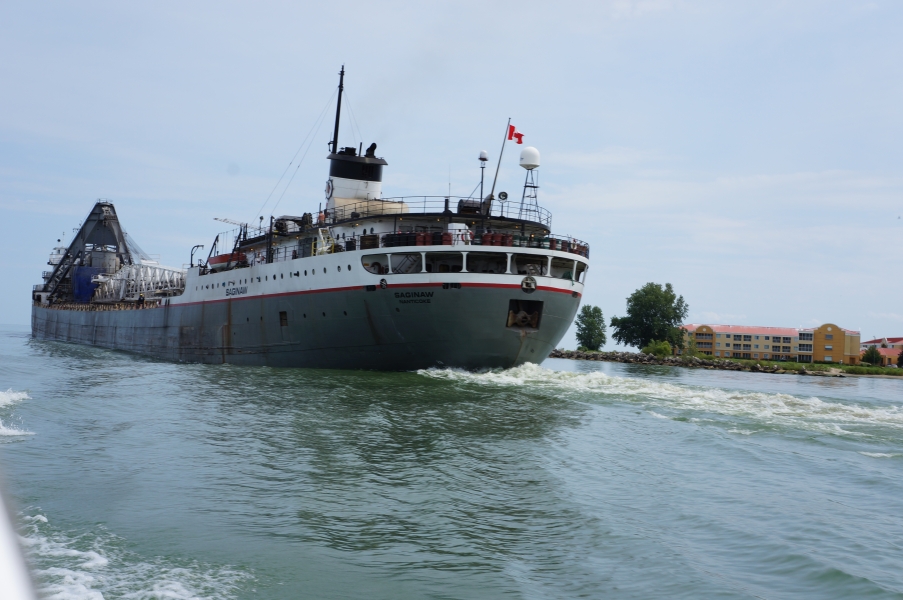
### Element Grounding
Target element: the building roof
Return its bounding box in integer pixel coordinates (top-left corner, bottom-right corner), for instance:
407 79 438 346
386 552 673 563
683 324 800 336
861 347 902 358
861 337 903 345
684 323 860 336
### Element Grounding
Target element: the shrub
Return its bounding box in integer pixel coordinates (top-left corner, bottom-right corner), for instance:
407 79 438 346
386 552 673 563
642 340 672 357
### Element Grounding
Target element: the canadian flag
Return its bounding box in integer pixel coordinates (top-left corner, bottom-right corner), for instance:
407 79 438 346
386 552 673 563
507 124 524 144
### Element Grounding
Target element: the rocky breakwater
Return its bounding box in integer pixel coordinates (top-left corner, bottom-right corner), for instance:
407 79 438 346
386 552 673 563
547 349 846 377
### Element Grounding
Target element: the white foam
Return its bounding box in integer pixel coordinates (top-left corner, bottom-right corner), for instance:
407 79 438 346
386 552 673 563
19 511 249 600
418 363 903 435
0 419 33 436
858 452 901 458
727 428 756 435
0 389 29 408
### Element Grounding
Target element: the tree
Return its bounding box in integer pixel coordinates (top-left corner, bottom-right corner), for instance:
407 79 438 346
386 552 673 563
575 305 607 351
898 347 903 368
610 282 689 350
862 345 882 366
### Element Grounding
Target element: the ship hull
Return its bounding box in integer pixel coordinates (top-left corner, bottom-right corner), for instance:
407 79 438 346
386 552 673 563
31 282 580 370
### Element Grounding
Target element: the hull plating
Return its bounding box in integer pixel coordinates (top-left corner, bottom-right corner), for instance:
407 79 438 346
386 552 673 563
31 285 579 370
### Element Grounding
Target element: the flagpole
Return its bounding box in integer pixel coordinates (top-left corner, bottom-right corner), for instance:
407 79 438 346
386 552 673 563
483 118 510 216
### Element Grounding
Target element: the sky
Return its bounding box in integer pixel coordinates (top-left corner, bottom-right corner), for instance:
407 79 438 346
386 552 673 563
2 0 901 349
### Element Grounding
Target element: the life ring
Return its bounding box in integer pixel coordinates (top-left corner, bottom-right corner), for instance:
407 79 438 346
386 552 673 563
459 230 474 244
325 179 333 200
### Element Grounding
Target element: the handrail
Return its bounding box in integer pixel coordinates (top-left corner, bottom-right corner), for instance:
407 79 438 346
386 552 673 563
327 196 552 228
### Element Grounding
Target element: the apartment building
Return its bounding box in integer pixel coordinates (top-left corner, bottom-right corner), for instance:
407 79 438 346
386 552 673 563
860 337 903 351
682 323 861 364
863 347 902 367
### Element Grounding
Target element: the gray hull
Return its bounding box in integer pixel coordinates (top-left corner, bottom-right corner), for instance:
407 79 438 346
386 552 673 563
31 284 579 370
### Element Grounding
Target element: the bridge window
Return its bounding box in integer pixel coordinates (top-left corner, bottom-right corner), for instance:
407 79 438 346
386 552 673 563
361 254 389 274
512 254 546 276
467 252 508 274
575 261 588 282
425 252 464 273
550 257 575 280
390 253 423 274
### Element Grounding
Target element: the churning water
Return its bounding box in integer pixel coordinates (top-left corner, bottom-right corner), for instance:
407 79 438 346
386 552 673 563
1 324 902 599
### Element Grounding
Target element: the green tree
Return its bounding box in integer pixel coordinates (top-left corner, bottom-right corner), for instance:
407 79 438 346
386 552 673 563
610 283 689 350
862 345 882 366
897 347 903 368
575 305 607 351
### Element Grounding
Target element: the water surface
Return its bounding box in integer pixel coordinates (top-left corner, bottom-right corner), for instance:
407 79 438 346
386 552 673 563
1 325 901 599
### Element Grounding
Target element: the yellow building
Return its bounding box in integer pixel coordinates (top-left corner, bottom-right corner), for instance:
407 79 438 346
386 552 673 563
682 323 860 364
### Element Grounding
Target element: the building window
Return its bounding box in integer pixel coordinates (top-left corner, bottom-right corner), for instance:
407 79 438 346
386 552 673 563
725 343 731 348
824 345 833 351
764 336 770 340
755 335 760 340
799 333 813 341
782 346 791 352
754 344 759 349
743 344 751 350
799 344 813 352
716 333 721 338
734 335 742 341
825 334 833 340
716 343 721 348
743 335 752 342
783 337 792 343
715 351 721 356
825 356 833 362
764 353 770 359
725 352 731 357
753 353 759 358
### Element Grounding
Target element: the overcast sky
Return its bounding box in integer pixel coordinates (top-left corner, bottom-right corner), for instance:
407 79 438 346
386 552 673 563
2 1 901 348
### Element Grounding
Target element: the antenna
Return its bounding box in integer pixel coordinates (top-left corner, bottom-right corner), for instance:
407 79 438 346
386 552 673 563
484 118 510 215
330 66 345 153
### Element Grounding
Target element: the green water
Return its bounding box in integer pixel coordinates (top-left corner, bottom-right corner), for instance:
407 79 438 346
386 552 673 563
2 325 902 598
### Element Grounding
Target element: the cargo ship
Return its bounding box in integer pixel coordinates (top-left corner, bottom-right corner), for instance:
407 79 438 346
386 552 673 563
31 68 589 370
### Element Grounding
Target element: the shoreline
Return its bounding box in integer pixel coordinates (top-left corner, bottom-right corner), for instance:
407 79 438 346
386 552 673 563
547 349 903 379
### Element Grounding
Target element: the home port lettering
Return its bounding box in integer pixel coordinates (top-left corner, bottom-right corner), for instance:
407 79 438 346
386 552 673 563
225 286 248 297
395 291 433 304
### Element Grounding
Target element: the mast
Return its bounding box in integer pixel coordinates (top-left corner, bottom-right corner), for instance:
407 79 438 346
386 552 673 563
331 65 345 153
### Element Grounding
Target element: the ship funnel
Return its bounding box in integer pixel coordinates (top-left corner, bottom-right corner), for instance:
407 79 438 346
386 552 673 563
519 146 540 170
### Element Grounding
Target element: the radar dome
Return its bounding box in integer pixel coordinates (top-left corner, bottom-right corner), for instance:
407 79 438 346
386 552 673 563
519 146 540 170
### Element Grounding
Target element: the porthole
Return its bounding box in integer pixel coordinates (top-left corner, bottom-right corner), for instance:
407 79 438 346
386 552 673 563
303 314 307 318
322 312 326 317
343 311 347 316
323 268 326 274
396 308 400 312
338 266 342 272
347 265 351 271
280 273 283 279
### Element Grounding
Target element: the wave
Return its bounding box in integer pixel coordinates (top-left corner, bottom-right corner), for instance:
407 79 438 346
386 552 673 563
858 452 901 458
418 363 903 436
0 388 29 408
19 510 250 600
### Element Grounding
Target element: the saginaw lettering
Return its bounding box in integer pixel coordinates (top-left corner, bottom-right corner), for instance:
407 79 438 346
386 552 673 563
394 291 433 304
226 286 248 297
